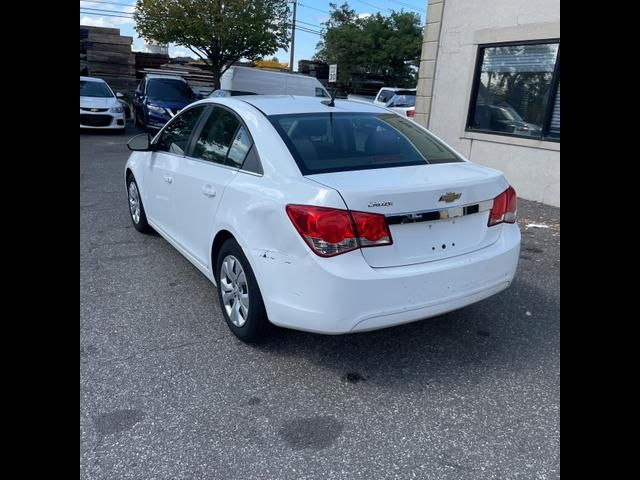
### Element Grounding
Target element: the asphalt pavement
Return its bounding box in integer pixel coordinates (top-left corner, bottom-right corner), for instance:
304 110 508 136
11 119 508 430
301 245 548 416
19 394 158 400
80 123 560 480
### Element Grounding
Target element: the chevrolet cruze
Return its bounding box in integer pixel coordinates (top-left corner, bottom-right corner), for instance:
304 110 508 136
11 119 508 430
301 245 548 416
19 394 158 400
125 96 520 341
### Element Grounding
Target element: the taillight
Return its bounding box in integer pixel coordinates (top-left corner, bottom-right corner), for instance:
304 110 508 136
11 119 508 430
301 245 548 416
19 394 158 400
406 109 415 118
286 205 392 257
488 186 517 226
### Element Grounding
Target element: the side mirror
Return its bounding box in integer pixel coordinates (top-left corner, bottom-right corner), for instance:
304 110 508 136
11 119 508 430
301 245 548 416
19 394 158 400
127 133 154 151
116 92 124 98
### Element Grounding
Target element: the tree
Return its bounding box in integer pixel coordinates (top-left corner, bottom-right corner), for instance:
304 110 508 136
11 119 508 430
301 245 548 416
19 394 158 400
315 2 422 88
134 0 290 89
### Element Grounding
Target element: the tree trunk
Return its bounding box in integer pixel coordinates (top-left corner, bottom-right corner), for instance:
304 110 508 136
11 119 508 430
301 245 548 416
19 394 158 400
209 58 222 90
212 70 221 90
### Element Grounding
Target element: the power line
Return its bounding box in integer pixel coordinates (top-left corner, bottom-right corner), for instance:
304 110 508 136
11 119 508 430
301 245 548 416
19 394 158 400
297 2 330 15
295 26 322 36
80 6 134 15
80 10 322 37
80 0 135 7
80 6 323 31
390 0 425 12
296 19 322 29
355 0 393 13
80 10 134 19
80 0 135 8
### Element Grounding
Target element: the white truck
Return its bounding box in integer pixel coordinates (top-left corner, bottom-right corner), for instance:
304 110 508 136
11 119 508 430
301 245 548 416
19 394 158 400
210 66 331 98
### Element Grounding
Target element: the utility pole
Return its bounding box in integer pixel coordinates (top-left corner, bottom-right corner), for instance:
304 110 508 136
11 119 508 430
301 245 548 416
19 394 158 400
289 0 297 72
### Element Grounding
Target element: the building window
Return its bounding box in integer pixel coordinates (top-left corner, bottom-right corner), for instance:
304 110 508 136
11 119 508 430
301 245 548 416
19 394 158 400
467 41 560 141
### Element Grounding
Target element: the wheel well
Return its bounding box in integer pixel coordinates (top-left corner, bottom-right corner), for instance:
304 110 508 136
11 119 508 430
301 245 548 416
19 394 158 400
125 168 133 183
211 230 235 276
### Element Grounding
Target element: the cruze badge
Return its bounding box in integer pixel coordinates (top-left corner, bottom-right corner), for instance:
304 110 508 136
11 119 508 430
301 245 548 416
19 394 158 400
439 192 461 203
368 201 393 208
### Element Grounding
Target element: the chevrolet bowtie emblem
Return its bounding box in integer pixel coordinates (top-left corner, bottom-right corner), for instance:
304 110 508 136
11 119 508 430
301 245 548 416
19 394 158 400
439 192 461 203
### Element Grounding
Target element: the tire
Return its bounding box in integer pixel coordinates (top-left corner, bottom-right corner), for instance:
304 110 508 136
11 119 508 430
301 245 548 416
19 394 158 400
216 239 270 342
126 175 151 233
134 108 145 130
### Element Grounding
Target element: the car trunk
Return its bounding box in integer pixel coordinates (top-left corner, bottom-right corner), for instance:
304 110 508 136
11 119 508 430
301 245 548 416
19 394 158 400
307 163 509 268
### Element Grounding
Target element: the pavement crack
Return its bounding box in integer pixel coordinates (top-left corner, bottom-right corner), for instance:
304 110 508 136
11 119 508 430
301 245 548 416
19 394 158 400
100 339 211 365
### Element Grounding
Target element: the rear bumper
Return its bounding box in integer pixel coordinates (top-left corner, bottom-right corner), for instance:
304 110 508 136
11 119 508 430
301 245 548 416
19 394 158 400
250 224 520 334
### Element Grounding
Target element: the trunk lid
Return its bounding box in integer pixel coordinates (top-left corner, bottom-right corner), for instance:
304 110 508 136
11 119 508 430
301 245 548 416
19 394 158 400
307 163 508 267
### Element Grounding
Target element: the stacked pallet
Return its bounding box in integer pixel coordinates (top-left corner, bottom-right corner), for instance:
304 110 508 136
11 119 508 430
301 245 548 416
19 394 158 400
135 52 171 73
80 25 136 93
298 60 329 81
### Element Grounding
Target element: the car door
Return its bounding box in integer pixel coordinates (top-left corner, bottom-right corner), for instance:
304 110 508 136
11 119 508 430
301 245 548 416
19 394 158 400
143 105 207 239
173 106 252 266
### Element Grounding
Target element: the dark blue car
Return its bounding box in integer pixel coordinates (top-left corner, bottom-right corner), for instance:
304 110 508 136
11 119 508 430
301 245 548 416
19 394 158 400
133 75 198 130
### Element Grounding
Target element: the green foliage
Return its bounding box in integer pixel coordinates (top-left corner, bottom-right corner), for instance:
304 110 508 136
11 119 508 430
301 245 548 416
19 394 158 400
134 0 290 88
315 2 422 88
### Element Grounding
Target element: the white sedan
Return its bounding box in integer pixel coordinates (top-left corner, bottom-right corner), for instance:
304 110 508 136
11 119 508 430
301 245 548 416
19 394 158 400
125 96 520 341
80 76 126 131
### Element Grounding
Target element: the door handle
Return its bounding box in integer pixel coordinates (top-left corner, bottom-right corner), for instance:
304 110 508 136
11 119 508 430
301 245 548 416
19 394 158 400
201 184 217 197
163 174 173 184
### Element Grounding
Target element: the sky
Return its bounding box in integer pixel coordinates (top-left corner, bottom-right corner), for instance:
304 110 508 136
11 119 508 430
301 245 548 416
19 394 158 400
80 0 426 71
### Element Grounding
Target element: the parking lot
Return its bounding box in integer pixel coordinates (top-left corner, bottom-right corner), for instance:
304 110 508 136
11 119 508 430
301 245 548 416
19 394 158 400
80 124 560 480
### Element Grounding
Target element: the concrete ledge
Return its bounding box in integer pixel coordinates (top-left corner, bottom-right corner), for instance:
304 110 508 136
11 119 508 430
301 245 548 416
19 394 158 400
474 22 560 44
462 131 560 152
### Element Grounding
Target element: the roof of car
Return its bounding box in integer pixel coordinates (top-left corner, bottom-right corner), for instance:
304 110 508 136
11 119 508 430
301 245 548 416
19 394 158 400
222 95 388 116
80 76 106 83
381 87 417 92
144 74 187 81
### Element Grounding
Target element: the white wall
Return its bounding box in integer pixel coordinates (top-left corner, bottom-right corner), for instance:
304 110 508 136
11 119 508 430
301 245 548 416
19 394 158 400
421 0 560 206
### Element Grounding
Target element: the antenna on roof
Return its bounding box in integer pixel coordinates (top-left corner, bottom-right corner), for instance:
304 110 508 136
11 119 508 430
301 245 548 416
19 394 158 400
322 87 338 107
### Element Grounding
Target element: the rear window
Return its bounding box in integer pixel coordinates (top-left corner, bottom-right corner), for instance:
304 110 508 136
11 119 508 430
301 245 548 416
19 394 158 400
269 112 463 175
387 94 416 107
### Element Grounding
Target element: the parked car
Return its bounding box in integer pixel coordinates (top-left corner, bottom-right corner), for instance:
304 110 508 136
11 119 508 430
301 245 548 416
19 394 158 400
80 76 126 131
133 74 198 130
212 66 331 98
474 104 542 137
124 96 520 342
373 87 417 119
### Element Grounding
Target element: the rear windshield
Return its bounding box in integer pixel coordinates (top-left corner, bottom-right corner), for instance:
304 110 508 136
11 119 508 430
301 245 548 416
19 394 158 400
269 112 463 175
147 79 194 101
387 94 416 107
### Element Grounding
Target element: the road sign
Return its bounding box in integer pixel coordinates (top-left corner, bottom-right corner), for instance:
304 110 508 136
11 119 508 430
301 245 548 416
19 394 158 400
329 64 337 83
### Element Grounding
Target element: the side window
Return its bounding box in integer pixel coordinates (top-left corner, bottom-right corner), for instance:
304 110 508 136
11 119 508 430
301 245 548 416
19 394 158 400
155 106 205 155
192 107 240 165
227 126 253 168
241 146 263 175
